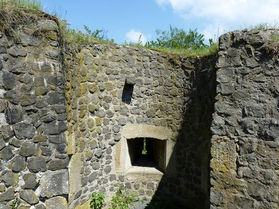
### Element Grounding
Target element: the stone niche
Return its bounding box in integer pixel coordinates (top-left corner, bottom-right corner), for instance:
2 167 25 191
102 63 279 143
115 124 175 179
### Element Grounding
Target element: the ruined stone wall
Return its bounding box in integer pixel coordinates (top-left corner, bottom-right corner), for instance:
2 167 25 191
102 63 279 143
153 54 216 209
1 9 279 209
210 29 279 209
0 11 68 208
64 44 194 208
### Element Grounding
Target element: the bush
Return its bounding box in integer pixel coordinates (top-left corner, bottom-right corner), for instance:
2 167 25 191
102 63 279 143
145 25 206 50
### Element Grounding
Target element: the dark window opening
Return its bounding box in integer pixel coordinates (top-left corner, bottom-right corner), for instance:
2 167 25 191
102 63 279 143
122 80 134 104
127 137 166 171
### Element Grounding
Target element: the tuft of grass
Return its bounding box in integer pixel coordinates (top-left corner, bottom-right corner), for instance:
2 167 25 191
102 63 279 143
142 42 219 57
59 21 115 45
1 0 218 57
246 23 279 30
0 0 42 10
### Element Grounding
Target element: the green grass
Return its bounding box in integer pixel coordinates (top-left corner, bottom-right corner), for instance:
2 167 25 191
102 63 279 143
149 42 219 57
246 23 279 30
0 0 42 10
125 42 219 57
1 0 218 57
59 22 115 45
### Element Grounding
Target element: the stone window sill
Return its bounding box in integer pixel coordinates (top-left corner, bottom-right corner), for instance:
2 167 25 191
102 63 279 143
125 166 163 179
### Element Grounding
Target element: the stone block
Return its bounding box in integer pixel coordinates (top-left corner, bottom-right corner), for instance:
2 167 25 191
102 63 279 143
2 72 15 90
37 20 58 32
210 136 236 173
0 146 13 161
19 142 37 157
69 153 82 203
47 158 68 171
45 196 67 209
0 188 14 202
13 123 35 140
23 173 37 189
2 170 18 187
11 156 26 172
40 169 69 198
5 107 22 124
8 46 27 57
1 125 14 141
27 156 47 173
19 190 39 205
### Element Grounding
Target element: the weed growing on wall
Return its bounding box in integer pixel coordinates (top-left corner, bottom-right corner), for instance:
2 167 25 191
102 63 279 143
59 21 115 45
109 186 139 209
11 198 21 209
90 192 105 209
90 186 139 209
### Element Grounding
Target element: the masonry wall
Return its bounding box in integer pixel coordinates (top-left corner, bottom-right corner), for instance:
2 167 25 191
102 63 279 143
64 44 195 208
1 9 279 209
210 29 279 209
0 10 68 209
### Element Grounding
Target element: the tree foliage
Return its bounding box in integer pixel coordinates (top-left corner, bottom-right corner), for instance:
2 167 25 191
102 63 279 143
146 25 206 49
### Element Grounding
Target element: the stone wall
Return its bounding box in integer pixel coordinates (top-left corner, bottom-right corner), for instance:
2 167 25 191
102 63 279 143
0 10 68 209
1 8 279 209
151 54 217 209
64 44 196 208
210 29 279 209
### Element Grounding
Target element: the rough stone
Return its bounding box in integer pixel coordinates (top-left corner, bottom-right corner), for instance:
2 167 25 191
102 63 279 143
12 156 26 172
45 196 67 209
2 72 15 90
13 123 35 139
0 146 13 160
35 204 46 209
1 125 14 141
2 170 18 187
0 188 14 202
38 20 58 31
47 92 64 105
5 107 22 124
40 169 69 198
8 46 27 57
47 158 68 170
23 173 37 189
19 142 37 157
48 134 65 144
27 156 47 173
0 138 4 150
19 190 39 205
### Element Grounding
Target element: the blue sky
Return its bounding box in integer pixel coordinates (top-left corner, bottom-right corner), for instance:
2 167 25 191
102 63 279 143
42 0 279 44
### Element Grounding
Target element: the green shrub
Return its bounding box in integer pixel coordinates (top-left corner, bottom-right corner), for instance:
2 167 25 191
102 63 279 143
145 25 206 50
90 192 105 209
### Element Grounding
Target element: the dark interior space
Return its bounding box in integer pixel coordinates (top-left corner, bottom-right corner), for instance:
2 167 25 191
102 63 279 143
146 55 217 209
127 137 166 171
122 80 134 104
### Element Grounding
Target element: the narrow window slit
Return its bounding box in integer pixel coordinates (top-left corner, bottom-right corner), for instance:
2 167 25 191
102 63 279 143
122 79 134 104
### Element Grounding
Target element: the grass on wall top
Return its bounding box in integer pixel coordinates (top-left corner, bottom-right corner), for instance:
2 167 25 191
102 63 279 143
0 0 42 10
0 0 218 57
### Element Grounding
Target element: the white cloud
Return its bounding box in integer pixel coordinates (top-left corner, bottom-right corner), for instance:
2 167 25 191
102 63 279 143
125 29 147 44
202 24 228 41
156 0 279 33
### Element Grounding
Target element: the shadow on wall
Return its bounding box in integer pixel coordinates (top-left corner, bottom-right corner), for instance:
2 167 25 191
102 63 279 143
146 55 217 209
